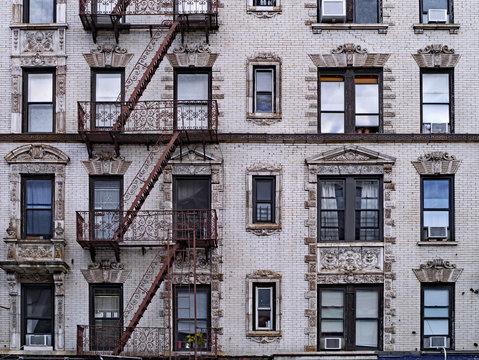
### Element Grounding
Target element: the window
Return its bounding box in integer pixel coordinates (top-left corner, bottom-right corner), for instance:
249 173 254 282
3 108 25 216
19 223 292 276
422 284 454 349
22 176 54 238
22 284 53 347
253 0 276 6
253 176 275 223
420 0 452 23
24 0 56 23
174 286 210 351
319 0 381 23
421 177 454 241
23 69 55 133
421 70 453 134
253 283 275 331
90 177 122 240
90 285 122 351
318 285 382 350
318 177 382 242
254 67 275 113
175 69 211 130
319 69 382 133
92 69 124 128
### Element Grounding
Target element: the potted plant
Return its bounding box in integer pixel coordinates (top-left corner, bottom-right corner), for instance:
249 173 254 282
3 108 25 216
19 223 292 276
363 128 370 134
356 128 363 133
186 332 206 350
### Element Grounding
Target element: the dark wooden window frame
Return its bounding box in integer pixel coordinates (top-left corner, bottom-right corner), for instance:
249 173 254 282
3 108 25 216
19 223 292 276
172 176 212 211
22 283 54 347
421 283 454 350
318 285 383 351
318 0 382 23
22 68 56 133
252 282 276 331
23 0 56 23
253 66 276 114
318 176 383 242
419 0 453 24
91 68 125 130
420 68 454 134
420 176 454 241
173 285 211 351
21 175 54 239
173 68 212 130
252 176 276 224
89 176 124 211
318 68 383 134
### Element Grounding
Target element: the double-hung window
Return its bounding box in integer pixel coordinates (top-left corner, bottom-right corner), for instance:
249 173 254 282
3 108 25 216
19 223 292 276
421 177 453 241
22 176 54 239
319 177 382 242
22 284 54 347
24 0 56 23
319 0 381 23
90 177 122 240
253 283 275 331
318 285 382 350
254 67 275 113
319 69 382 133
92 69 124 128
421 70 453 134
422 284 454 349
252 176 275 223
90 285 122 351
23 69 55 133
420 0 452 23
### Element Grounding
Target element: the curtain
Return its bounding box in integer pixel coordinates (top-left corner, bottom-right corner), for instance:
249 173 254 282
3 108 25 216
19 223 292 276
321 182 339 241
359 181 378 240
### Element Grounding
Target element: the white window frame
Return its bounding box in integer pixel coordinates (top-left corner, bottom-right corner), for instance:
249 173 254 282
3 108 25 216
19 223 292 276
254 285 274 330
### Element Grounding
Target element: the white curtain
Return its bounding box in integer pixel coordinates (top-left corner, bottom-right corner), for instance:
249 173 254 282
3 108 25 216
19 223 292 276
321 182 339 240
359 181 378 240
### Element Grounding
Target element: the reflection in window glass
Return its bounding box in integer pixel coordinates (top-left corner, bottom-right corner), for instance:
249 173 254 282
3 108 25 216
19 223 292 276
321 76 344 133
423 288 450 336
28 0 55 23
255 69 274 113
422 73 450 133
422 178 451 235
355 0 378 23
26 73 54 132
24 178 53 236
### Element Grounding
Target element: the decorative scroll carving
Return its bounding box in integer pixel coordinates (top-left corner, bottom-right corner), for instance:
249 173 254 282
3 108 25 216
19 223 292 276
20 53 59 66
247 163 282 173
318 273 385 284
166 44 218 67
84 44 134 68
246 270 282 280
412 151 461 175
413 258 463 283
5 144 70 164
247 11 281 18
17 246 52 259
82 153 132 175
81 260 131 283
170 147 222 165
310 43 390 67
23 31 54 53
247 52 281 63
248 335 281 343
307 145 396 165
413 44 460 68
318 247 383 273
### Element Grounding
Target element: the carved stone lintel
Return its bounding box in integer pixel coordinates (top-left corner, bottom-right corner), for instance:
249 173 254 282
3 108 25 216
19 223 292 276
413 258 463 283
318 246 383 273
418 44 455 55
307 145 396 165
5 144 70 164
247 52 281 63
82 153 131 175
412 151 461 175
246 227 281 236
413 44 460 68
331 43 368 55
246 270 282 280
318 273 385 284
82 260 130 283
84 44 133 68
247 163 282 173
310 44 390 67
166 44 218 68
246 116 282 126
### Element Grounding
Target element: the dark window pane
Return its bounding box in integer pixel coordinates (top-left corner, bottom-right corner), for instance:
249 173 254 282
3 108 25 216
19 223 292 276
27 319 52 334
26 180 52 207
355 0 378 23
423 180 449 208
256 204 272 222
255 94 273 112
257 288 271 308
26 288 52 317
175 178 210 210
423 0 448 11
254 0 275 5
256 180 272 201
26 210 52 235
29 0 55 24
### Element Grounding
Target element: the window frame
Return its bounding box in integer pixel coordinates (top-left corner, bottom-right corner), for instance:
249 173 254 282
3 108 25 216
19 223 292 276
253 283 276 331
419 0 453 24
421 283 454 350
21 175 54 239
22 68 56 133
252 176 276 224
89 176 124 212
317 176 383 242
23 0 56 23
318 285 383 351
420 176 454 241
420 68 454 134
91 68 125 129
318 0 382 23
22 283 54 347
253 66 276 114
318 68 383 134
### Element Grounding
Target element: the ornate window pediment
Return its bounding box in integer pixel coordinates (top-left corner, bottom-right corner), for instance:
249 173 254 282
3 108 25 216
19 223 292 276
412 44 461 68
166 44 218 68
309 43 390 67
170 147 222 166
307 145 396 165
412 151 461 175
5 144 69 164
83 44 134 68
81 260 131 283
82 152 132 175
413 258 463 282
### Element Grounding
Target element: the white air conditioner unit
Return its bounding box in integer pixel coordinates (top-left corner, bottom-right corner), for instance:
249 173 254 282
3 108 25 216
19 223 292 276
321 0 346 22
26 334 51 346
429 336 447 348
324 337 342 350
428 9 447 23
427 226 448 239
431 123 448 133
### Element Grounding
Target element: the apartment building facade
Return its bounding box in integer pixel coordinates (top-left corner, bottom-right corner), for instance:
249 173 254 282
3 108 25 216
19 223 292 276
0 0 478 359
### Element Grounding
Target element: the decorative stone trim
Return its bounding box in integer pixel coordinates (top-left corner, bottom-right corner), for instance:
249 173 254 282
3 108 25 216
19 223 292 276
413 23 460 35
304 145 397 351
412 44 461 68
246 270 282 341
166 44 218 68
82 152 132 175
5 144 69 164
411 152 461 175
246 53 282 125
246 163 282 236
309 43 391 68
413 259 463 283
81 260 131 283
312 23 388 34
84 45 134 68
246 0 282 18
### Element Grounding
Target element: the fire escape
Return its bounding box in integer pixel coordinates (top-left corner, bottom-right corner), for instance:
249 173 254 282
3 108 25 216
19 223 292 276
76 0 219 357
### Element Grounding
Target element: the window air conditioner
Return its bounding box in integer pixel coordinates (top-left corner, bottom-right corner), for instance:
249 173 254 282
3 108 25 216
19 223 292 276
26 334 51 346
427 226 448 239
431 123 448 134
428 9 447 23
324 337 342 350
321 0 346 22
429 336 447 348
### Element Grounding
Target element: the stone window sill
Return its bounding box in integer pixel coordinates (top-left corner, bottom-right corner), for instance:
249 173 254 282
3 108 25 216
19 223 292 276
247 6 282 12
417 240 457 246
247 113 282 125
413 23 460 34
247 330 281 337
312 23 388 34
10 23 68 30
247 224 281 236
318 242 384 247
